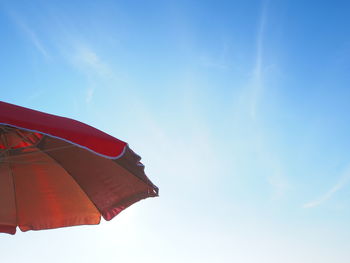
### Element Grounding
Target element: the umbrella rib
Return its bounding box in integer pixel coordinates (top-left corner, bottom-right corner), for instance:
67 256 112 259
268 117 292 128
0 133 11 160
1 143 76 162
0 126 8 133
0 128 46 163
14 129 36 145
0 127 33 159
0 160 51 165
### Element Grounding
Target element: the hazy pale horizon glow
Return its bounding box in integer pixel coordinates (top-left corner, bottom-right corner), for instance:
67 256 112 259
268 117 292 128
1 0 350 262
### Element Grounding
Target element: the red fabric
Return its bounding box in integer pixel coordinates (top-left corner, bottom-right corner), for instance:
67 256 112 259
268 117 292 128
0 225 16 235
12 149 101 232
39 136 158 222
0 101 158 234
0 101 126 158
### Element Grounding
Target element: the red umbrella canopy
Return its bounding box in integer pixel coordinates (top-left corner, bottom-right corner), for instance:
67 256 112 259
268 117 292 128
0 101 158 235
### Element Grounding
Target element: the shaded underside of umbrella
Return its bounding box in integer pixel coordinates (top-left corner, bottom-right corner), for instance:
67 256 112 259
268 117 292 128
0 101 158 235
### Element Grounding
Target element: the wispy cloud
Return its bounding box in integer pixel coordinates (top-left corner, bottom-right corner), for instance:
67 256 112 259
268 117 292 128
7 8 114 105
72 45 112 78
86 87 95 104
228 1 288 200
199 41 230 70
68 44 116 103
250 1 269 120
303 166 350 208
8 12 50 59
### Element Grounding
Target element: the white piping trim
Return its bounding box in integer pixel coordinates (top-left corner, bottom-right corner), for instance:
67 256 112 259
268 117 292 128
0 122 127 160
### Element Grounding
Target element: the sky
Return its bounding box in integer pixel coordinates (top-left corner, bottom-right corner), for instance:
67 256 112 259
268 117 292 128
1 0 350 262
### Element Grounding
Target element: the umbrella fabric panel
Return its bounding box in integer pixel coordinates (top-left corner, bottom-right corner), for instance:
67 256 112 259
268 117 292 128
0 101 127 158
0 102 159 234
38 136 158 221
0 162 17 234
12 149 101 232
114 146 157 188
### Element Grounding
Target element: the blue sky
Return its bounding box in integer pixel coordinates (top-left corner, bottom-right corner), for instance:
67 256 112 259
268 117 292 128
1 0 350 262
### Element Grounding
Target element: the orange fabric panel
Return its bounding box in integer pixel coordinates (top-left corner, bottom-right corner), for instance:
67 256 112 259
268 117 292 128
0 162 17 234
11 150 101 232
38 136 156 220
39 137 158 221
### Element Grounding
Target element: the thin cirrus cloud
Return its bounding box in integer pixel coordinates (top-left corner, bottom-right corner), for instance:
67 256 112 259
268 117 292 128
85 87 95 104
70 44 116 104
250 1 268 120
303 166 350 208
8 11 50 59
72 45 113 78
239 1 289 199
7 8 115 105
199 41 230 70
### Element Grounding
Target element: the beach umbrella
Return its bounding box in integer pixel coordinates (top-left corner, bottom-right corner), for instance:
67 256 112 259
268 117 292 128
0 101 158 235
